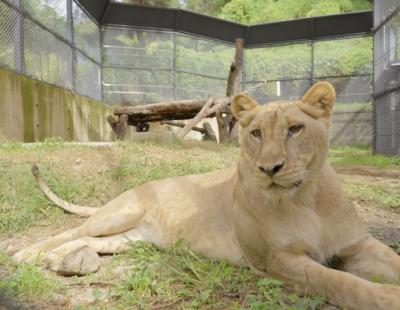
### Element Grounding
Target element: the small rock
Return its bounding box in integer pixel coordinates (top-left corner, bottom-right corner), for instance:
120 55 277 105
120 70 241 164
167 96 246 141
76 158 83 165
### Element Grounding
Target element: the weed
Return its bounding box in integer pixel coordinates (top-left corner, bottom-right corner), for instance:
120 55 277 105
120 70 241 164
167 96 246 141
0 251 60 298
329 146 400 168
114 241 324 309
344 183 400 208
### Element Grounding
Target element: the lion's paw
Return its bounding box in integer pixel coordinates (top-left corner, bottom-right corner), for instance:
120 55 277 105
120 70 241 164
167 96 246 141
13 248 44 264
51 246 100 276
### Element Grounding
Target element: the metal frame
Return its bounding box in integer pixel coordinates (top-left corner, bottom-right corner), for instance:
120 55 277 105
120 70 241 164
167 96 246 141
75 0 372 47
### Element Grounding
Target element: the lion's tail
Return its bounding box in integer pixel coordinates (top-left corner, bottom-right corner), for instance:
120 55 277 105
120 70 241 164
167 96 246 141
31 164 98 217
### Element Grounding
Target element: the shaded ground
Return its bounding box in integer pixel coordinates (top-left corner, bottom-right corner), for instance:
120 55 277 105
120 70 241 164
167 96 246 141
0 142 399 309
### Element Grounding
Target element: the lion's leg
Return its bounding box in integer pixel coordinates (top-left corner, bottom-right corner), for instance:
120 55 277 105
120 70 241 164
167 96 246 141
14 195 146 263
268 252 400 310
42 229 145 275
339 236 400 282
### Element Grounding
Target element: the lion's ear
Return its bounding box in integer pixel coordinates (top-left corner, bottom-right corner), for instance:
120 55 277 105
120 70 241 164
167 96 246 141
231 93 258 126
300 82 336 119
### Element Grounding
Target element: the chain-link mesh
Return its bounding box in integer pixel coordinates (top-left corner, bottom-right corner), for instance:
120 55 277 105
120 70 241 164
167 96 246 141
102 26 174 104
245 43 311 82
375 91 400 155
23 17 72 88
244 79 312 103
75 50 101 100
0 0 101 100
22 0 70 41
0 1 17 70
176 72 227 100
374 0 399 28
314 37 372 77
176 34 234 79
374 0 400 155
103 66 174 104
374 11 400 94
72 1 100 63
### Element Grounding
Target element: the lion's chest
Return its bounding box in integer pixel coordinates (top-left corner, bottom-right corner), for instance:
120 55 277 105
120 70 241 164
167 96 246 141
235 205 338 269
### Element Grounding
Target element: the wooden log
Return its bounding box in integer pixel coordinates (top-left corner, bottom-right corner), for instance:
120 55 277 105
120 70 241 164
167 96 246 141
114 99 211 123
114 97 230 126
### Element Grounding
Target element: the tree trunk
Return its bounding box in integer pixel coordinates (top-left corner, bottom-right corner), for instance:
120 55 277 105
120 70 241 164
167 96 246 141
217 38 243 143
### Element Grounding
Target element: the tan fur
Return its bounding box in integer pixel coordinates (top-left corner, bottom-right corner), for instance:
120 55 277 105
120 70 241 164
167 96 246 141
14 82 400 309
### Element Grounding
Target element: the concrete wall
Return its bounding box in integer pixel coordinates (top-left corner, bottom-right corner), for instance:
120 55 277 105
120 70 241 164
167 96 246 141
0 68 114 142
330 105 372 147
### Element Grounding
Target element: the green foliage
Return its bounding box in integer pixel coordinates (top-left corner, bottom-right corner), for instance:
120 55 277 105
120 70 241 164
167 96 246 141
219 0 372 24
329 146 400 168
344 183 400 208
0 251 59 298
115 241 324 309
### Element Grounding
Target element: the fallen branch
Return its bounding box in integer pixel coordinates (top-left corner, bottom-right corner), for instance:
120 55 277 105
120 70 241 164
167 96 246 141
160 121 206 134
177 97 230 139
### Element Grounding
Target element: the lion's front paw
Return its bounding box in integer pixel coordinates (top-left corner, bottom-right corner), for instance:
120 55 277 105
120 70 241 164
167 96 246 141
49 246 100 276
13 248 44 264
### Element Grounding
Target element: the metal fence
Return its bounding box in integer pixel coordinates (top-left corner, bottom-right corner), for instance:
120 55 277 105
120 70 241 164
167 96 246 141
103 27 372 107
0 0 374 146
0 0 101 100
374 0 400 155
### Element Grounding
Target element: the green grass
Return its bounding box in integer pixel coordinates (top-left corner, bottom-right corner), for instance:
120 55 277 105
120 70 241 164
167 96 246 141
0 251 60 299
344 183 400 209
111 241 324 309
1 140 399 308
329 146 400 168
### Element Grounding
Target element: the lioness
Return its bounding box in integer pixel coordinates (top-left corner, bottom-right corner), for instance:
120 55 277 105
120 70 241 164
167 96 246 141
14 82 400 309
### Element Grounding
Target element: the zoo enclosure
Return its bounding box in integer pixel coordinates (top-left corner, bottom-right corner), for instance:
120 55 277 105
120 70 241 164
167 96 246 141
0 0 376 147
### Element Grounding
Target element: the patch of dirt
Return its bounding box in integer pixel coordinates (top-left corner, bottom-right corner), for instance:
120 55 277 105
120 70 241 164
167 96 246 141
335 165 400 178
338 173 400 247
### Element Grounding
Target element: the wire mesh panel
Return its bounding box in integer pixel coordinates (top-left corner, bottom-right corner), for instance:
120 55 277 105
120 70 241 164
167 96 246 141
314 36 372 104
75 50 101 100
175 34 234 100
374 0 400 155
245 79 312 103
0 1 17 70
176 34 234 79
23 17 72 88
374 0 399 28
102 27 174 104
22 0 70 41
72 1 100 63
244 43 312 102
103 67 174 104
176 72 227 100
374 11 400 95
375 91 400 155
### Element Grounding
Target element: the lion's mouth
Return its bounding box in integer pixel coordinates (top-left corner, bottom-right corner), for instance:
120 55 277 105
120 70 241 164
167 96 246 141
269 180 303 189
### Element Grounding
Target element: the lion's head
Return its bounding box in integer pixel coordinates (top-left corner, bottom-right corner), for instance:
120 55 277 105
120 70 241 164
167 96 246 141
231 82 336 194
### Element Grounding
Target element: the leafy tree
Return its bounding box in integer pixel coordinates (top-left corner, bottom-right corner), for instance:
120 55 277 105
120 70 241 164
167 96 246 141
219 0 372 24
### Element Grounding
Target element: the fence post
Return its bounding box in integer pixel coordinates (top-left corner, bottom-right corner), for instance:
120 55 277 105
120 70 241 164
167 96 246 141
66 0 75 91
172 33 177 100
310 40 315 85
13 0 24 74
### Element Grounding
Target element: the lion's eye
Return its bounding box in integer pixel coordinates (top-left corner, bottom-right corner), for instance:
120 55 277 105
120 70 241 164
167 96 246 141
251 129 262 138
288 124 304 138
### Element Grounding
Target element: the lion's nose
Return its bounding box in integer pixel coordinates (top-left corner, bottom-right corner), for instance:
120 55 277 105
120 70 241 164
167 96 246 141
259 161 285 177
